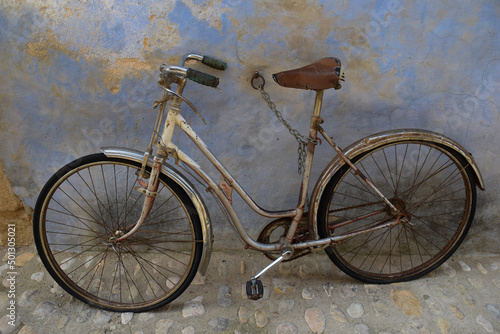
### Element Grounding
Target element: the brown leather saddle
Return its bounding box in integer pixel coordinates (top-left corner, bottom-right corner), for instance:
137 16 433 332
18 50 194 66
272 57 343 90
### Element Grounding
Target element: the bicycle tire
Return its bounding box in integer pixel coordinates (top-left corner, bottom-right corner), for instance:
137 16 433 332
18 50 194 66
33 153 203 312
317 140 476 283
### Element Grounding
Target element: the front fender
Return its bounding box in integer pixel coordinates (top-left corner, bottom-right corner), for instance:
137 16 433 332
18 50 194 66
101 147 213 276
308 129 485 238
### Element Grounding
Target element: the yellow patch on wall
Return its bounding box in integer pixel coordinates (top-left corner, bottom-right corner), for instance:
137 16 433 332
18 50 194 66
25 29 76 66
104 58 152 94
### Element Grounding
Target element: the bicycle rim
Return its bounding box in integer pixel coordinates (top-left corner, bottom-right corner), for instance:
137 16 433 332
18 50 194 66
317 141 476 283
33 154 203 312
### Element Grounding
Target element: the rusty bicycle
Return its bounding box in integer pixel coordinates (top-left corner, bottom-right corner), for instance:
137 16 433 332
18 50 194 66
33 53 484 312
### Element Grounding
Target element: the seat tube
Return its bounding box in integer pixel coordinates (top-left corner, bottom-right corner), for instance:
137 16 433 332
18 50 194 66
300 89 324 204
285 90 324 244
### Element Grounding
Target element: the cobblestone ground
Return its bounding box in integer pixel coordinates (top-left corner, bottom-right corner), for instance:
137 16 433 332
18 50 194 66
1 246 499 334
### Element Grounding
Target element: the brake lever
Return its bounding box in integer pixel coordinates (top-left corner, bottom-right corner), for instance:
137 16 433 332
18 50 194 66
156 81 208 124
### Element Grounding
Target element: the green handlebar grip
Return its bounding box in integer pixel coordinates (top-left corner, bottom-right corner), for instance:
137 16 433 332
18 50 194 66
186 68 219 87
202 56 227 71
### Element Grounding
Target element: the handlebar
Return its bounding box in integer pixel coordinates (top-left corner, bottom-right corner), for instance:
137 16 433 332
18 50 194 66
186 68 219 87
201 55 227 71
180 53 227 70
161 53 226 88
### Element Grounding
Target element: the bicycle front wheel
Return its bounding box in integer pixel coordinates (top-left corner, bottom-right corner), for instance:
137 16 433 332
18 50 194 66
317 140 476 283
33 153 203 312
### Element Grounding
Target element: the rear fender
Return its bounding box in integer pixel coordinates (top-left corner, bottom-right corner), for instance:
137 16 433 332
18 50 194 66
308 129 484 239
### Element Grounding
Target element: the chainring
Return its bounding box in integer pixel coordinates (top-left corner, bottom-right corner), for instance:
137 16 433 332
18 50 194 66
257 215 311 262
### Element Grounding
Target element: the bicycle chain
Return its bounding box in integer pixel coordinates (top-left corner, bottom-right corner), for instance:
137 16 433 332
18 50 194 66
257 84 318 174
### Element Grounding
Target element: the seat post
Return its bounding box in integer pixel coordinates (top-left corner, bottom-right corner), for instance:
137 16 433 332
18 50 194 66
310 90 325 134
312 89 324 117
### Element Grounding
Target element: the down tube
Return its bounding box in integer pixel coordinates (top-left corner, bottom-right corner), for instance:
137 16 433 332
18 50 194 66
176 117 296 219
175 120 291 252
176 150 279 252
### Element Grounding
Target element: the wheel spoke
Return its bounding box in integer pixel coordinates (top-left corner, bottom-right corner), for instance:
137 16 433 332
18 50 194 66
77 170 117 229
320 141 474 282
35 155 202 311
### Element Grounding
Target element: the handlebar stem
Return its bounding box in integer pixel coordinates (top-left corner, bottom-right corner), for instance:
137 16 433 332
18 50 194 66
161 65 187 78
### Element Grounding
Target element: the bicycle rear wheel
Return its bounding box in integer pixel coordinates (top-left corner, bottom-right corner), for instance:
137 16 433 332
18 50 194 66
33 153 203 312
317 140 476 283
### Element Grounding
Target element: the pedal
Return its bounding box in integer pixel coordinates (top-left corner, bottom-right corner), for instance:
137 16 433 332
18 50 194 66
246 279 264 300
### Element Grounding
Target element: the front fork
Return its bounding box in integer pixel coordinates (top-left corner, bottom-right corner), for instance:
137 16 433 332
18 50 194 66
115 155 165 242
113 93 175 243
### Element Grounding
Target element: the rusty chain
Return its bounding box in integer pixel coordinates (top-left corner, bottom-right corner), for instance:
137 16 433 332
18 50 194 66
256 82 318 174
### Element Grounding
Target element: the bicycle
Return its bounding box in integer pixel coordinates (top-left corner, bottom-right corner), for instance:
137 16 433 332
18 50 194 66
33 53 485 312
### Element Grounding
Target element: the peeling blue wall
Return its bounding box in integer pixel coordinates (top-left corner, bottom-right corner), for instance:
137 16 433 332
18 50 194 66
1 0 499 252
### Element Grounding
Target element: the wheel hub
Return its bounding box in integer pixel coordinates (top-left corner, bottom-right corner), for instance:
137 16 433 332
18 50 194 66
386 198 413 222
102 230 126 252
389 198 406 212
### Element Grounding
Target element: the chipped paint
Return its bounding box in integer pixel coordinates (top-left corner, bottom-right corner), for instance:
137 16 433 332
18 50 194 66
25 29 77 66
104 58 152 94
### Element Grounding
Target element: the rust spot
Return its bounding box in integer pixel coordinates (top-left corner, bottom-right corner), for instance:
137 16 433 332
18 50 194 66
220 178 233 205
312 116 324 128
307 141 316 153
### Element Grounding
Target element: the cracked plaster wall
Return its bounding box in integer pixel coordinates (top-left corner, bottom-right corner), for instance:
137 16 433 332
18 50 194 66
0 0 499 252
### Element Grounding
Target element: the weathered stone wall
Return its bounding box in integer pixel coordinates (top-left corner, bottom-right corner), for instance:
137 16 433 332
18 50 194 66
0 159 31 246
0 0 498 252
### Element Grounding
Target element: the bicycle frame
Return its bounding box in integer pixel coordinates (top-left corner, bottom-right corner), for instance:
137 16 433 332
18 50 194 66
106 63 485 260
127 79 404 254
34 52 488 312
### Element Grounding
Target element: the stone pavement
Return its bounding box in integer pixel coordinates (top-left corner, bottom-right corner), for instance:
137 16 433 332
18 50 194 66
1 246 499 334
